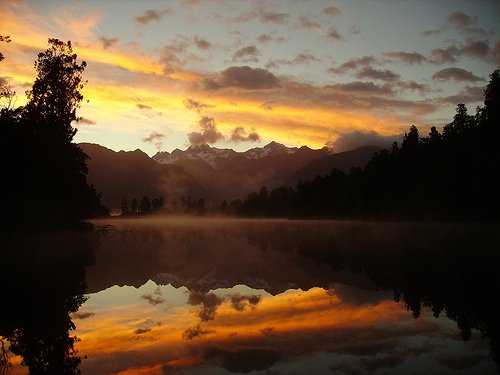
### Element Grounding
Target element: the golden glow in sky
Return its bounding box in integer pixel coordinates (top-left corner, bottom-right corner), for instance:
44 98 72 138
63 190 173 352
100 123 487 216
64 284 432 373
1 0 498 154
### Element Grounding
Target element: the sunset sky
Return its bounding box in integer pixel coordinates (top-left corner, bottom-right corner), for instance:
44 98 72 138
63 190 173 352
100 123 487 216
1 0 499 155
67 283 491 374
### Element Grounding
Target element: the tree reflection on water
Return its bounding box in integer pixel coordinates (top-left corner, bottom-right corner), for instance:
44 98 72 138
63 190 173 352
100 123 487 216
1 219 499 373
0 231 98 374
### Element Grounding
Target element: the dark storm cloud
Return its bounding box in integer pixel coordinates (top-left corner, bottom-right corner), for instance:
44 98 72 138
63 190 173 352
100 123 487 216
232 45 260 62
326 26 343 40
355 67 400 81
193 36 212 50
72 312 95 319
76 117 96 125
188 117 224 147
329 130 403 152
432 68 483 82
203 66 279 90
135 8 173 25
384 51 426 65
136 103 153 110
98 36 119 49
322 6 341 16
182 324 215 340
183 98 215 113
230 127 260 142
328 56 376 74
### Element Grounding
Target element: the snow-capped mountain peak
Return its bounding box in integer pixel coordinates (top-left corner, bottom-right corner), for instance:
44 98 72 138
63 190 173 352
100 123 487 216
152 142 299 168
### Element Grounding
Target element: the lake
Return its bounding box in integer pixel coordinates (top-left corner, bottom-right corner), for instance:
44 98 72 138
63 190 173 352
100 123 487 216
2 218 498 374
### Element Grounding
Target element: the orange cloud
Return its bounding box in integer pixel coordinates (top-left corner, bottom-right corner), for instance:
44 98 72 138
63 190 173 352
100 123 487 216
1 1 426 153
72 286 414 374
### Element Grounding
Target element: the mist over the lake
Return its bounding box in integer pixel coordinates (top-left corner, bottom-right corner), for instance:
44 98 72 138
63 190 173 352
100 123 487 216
1 1 499 374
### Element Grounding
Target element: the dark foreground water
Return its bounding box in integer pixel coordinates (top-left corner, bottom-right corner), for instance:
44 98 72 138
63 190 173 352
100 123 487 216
1 218 499 374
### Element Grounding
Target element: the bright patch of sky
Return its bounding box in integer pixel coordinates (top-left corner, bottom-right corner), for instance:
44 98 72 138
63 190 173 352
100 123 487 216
1 0 498 155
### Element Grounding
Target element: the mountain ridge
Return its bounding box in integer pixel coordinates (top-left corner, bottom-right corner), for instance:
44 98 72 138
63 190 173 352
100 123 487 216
153 141 305 169
150 142 379 202
81 142 381 207
80 143 207 210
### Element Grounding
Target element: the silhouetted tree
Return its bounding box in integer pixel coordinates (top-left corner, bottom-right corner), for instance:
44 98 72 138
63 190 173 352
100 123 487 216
196 198 206 215
1 38 107 230
229 70 499 221
151 197 164 212
0 231 99 374
23 39 86 141
131 198 138 215
139 196 152 215
120 197 129 215
0 35 10 62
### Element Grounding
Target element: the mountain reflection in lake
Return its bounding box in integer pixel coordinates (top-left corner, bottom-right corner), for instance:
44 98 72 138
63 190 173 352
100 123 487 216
2 218 499 374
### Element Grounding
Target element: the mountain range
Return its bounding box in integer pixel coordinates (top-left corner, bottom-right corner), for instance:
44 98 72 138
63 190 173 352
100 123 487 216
80 143 206 210
152 142 380 202
82 142 380 209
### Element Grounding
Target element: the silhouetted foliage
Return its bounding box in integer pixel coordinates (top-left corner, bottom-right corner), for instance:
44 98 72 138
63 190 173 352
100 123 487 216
151 197 164 211
139 196 152 215
0 39 107 231
227 70 500 221
0 231 99 374
119 196 164 216
0 35 10 62
130 198 138 215
120 197 129 215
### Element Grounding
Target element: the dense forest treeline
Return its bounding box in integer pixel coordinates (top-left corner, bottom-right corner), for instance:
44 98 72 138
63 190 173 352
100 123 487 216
223 70 500 221
119 195 207 216
2 35 498 225
1 38 107 231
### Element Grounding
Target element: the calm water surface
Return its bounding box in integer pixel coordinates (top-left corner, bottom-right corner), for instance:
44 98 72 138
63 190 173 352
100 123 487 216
2 218 498 374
